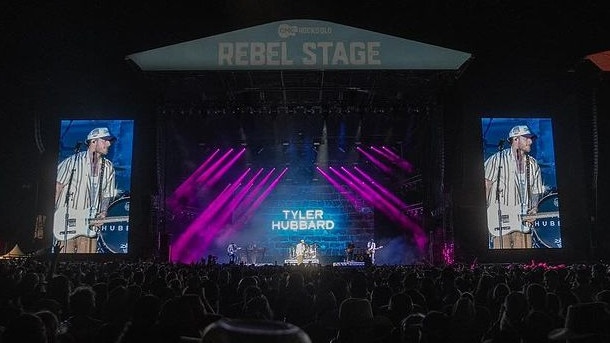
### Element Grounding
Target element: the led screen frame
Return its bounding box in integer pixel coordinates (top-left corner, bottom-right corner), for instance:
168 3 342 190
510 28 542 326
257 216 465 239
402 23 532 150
54 119 134 254
481 117 561 250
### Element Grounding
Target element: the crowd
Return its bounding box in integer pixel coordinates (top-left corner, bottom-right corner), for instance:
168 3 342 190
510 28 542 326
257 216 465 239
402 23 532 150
1 254 610 343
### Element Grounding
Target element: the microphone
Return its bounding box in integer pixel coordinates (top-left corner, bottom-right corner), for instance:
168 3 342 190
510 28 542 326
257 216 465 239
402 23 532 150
74 141 83 152
497 139 505 150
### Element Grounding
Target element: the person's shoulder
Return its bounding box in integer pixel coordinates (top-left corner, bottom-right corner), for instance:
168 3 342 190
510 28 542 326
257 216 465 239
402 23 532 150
59 151 82 161
484 151 501 163
104 158 115 167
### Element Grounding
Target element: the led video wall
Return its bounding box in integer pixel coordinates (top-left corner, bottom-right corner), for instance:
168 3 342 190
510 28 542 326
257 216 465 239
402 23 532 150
54 119 134 254
481 117 562 249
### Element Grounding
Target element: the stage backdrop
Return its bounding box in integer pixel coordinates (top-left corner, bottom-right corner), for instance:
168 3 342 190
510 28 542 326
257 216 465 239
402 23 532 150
163 112 427 264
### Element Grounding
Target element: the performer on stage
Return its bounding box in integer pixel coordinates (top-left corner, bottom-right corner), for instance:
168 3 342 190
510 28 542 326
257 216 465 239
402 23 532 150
366 238 378 265
247 242 258 264
227 242 239 264
295 239 307 265
345 241 355 262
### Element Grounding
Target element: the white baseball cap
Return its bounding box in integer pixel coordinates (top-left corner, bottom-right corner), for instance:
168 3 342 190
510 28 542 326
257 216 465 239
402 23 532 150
87 127 116 141
508 125 537 139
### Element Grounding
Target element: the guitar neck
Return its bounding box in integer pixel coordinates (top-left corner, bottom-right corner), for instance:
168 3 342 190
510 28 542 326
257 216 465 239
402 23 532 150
90 216 130 225
522 211 560 221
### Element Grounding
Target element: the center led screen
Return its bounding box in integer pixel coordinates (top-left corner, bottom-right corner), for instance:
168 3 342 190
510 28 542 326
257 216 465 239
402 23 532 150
164 113 427 265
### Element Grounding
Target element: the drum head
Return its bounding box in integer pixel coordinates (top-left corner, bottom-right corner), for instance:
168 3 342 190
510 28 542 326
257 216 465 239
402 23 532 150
98 197 130 253
532 193 562 248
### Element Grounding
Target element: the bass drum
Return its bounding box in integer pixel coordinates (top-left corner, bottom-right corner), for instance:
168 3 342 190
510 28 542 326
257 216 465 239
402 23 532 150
305 245 317 259
532 193 562 248
98 197 130 253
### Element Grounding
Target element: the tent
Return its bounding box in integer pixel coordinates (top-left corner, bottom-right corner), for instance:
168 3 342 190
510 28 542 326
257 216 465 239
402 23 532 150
0 244 27 259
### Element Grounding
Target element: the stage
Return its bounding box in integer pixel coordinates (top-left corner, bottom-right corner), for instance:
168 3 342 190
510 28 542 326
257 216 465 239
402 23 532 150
332 261 366 267
283 258 320 265
282 259 366 267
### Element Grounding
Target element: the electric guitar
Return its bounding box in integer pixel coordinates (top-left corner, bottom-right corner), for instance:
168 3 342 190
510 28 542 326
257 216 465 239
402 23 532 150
53 207 129 241
227 246 242 256
487 205 559 236
366 245 384 255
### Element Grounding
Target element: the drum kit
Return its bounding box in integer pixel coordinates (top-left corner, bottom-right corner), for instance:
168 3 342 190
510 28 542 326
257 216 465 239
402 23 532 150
289 242 318 259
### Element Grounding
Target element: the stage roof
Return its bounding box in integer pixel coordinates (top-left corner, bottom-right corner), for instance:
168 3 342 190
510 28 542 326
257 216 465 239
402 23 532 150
586 51 610 72
126 19 472 71
126 20 472 112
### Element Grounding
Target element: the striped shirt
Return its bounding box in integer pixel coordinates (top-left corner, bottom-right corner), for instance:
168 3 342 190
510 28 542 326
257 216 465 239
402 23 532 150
56 150 116 216
484 148 543 209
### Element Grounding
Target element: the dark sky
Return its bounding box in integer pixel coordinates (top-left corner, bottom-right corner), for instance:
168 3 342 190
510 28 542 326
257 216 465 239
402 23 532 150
3 1 609 87
2 1 608 127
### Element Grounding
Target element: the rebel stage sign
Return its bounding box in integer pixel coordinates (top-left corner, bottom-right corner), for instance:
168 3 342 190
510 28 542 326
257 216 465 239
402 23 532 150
127 19 471 71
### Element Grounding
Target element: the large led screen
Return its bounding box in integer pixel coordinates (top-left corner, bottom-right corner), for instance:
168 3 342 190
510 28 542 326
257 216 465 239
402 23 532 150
481 117 561 249
163 113 427 265
53 119 134 254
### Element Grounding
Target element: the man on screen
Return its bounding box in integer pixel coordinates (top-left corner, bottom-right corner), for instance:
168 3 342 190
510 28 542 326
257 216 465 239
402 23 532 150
484 125 544 249
54 127 117 253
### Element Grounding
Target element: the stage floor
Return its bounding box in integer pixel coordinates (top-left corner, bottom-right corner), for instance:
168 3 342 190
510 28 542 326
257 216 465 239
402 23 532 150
332 261 366 267
283 258 320 265
282 259 367 267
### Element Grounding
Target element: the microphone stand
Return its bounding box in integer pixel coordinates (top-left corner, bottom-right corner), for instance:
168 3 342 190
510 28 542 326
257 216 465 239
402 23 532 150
495 141 504 248
62 142 82 253
94 155 105 253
